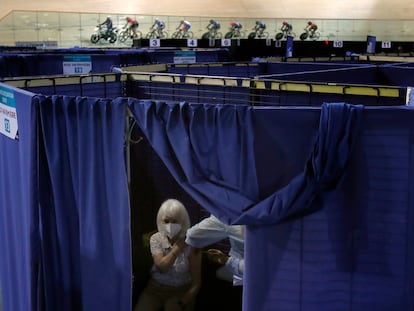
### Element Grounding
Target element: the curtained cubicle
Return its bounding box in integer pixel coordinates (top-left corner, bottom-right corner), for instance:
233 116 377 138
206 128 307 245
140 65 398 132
0 86 132 311
1 81 414 310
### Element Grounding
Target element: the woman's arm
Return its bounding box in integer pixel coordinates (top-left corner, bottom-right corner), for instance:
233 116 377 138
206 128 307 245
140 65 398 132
176 247 202 308
152 237 186 273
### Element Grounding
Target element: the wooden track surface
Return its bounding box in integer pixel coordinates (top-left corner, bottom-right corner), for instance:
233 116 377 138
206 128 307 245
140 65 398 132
1 0 413 20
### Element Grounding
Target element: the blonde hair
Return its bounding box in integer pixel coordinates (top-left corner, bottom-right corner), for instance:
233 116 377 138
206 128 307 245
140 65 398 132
156 199 191 235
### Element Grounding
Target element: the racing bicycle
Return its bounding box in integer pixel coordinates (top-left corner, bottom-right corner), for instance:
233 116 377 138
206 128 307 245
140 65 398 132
248 28 269 39
275 29 296 40
172 28 193 39
300 28 320 41
118 27 142 42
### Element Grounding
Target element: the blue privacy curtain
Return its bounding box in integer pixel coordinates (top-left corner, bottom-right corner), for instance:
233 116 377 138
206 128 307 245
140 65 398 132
128 100 260 223
128 100 364 311
128 100 362 224
35 95 131 311
0 89 38 311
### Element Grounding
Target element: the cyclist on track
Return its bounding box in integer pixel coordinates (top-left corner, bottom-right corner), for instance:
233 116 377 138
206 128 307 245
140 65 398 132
207 19 221 32
281 21 293 35
99 16 113 35
152 18 166 37
124 16 139 38
230 21 243 31
306 21 318 37
177 19 191 33
254 20 266 36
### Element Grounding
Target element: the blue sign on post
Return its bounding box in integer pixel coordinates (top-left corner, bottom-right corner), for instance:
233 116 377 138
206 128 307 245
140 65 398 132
286 35 294 58
366 35 376 54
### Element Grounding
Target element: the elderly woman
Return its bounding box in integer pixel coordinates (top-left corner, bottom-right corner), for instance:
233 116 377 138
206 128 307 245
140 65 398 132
135 199 202 311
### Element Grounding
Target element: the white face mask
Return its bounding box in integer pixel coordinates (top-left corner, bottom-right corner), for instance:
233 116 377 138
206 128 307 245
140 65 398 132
164 223 182 239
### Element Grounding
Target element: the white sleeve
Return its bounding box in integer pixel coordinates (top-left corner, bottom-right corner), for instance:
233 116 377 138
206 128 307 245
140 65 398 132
225 256 244 277
185 215 230 248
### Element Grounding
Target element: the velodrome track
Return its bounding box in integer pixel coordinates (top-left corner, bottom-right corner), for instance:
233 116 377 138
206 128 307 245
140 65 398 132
0 0 413 20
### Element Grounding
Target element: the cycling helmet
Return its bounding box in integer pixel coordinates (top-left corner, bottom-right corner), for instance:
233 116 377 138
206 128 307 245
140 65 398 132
256 20 260 24
210 19 214 24
308 21 312 25
282 21 287 25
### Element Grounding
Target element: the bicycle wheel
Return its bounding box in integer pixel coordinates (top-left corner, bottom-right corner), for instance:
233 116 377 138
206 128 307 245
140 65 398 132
300 32 308 40
172 31 181 39
202 32 211 39
275 32 284 40
225 31 233 39
118 30 129 42
146 31 155 39
133 30 142 40
248 32 256 39
183 31 193 39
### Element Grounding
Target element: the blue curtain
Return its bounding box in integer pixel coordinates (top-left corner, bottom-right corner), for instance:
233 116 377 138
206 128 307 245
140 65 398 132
35 95 131 311
128 100 260 224
128 100 364 311
0 89 38 311
128 100 363 225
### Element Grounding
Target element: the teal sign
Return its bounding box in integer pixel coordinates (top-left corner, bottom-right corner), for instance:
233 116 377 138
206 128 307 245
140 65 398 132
173 51 196 64
0 86 18 139
63 54 92 74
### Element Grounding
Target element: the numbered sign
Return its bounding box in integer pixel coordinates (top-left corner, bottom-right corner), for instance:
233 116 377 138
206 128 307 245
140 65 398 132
221 39 231 47
382 41 391 49
266 38 272 46
149 39 161 48
63 55 92 75
187 39 198 47
333 40 343 48
275 40 282 48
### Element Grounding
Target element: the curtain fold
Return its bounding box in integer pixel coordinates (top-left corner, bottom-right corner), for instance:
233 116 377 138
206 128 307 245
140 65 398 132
36 95 131 311
235 102 364 224
129 100 363 226
128 100 260 224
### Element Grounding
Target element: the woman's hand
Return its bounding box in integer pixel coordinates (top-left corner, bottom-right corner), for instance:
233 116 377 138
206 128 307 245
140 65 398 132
172 237 186 254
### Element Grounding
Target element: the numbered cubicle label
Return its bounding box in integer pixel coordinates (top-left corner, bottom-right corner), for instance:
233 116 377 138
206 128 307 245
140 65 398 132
221 39 231 47
382 41 391 49
0 86 18 140
149 39 161 48
187 39 198 47
275 40 282 48
333 40 343 48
